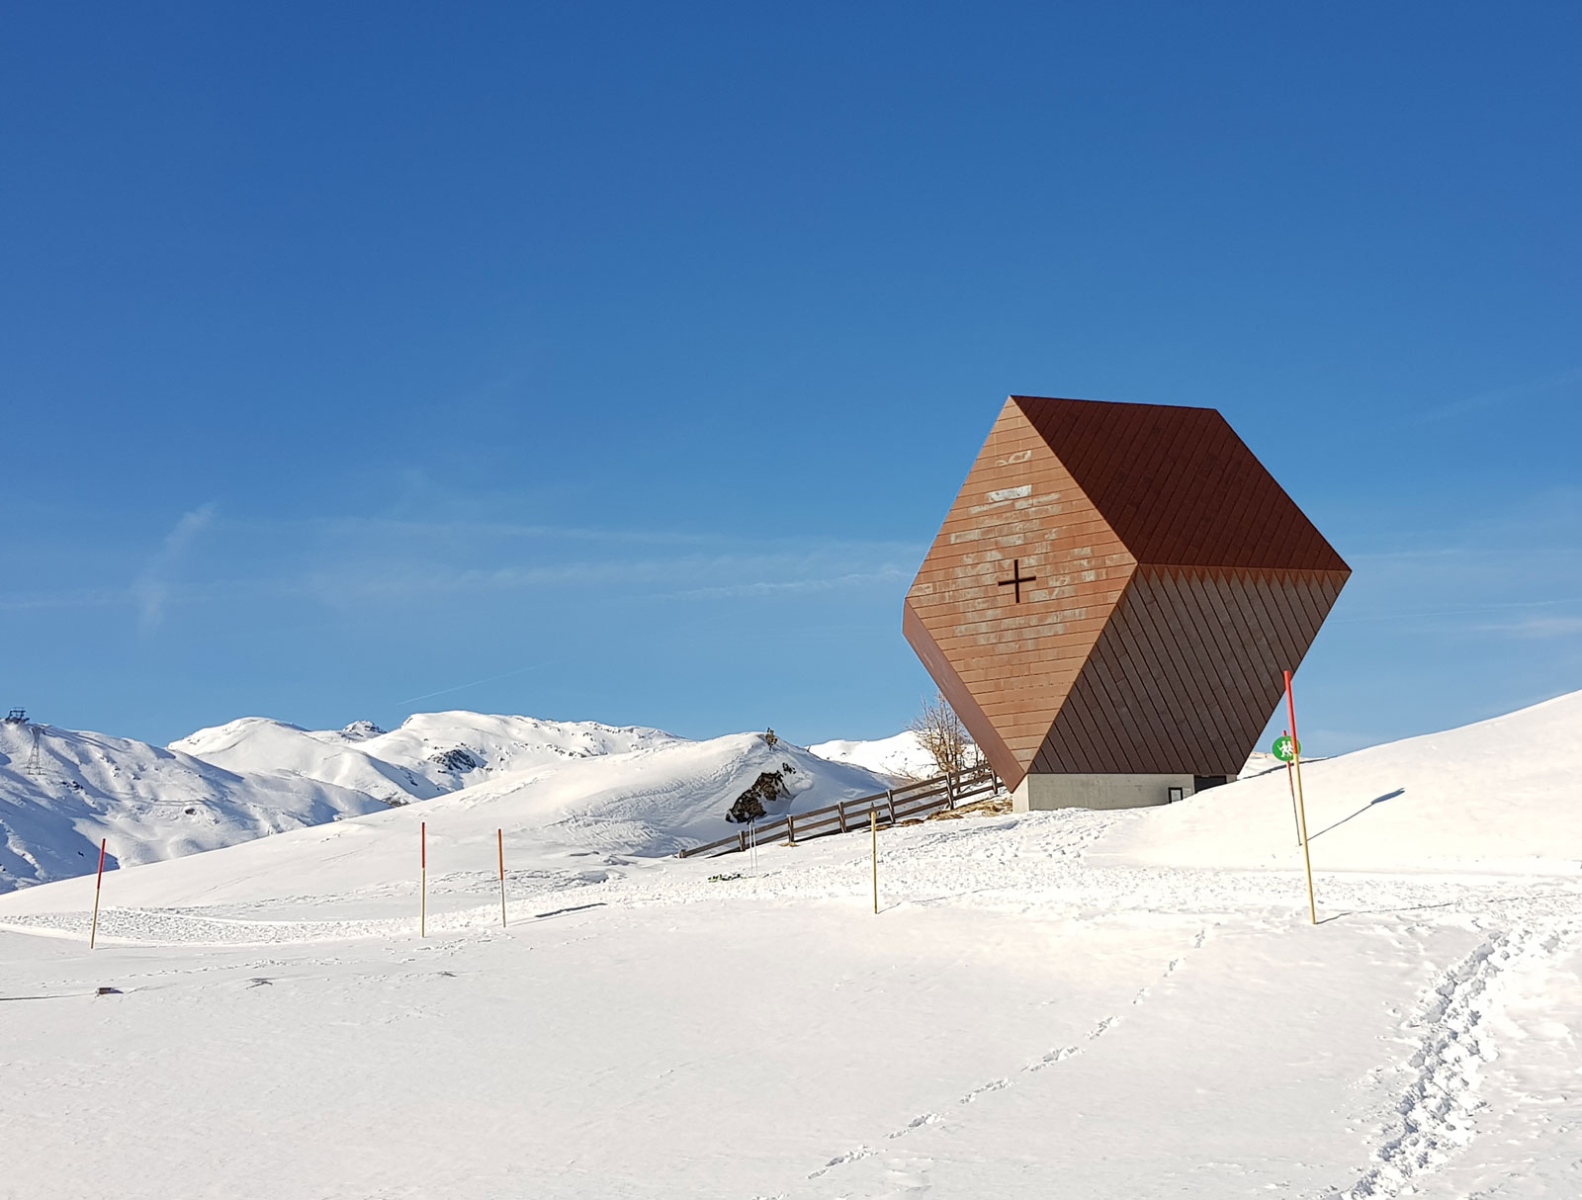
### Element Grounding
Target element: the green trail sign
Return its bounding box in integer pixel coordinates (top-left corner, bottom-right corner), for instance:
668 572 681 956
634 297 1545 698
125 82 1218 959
1272 734 1301 763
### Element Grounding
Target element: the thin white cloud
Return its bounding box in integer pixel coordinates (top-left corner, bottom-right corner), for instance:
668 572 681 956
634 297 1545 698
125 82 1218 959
1481 615 1582 639
293 549 920 607
658 567 911 601
0 585 131 612
132 504 216 631
1335 597 1581 625
1414 365 1582 425
0 506 925 617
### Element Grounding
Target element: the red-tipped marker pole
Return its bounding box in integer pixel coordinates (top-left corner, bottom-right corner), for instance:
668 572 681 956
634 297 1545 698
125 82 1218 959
89 838 107 950
1285 670 1317 924
497 828 507 928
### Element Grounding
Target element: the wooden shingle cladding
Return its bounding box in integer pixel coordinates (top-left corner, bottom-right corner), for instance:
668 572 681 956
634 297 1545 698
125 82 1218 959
904 396 1351 790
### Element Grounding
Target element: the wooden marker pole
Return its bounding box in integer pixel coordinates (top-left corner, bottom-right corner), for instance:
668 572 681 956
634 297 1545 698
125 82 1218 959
1284 670 1317 925
870 809 878 915
420 821 427 938
497 828 507 929
89 838 107 950
1283 728 1301 846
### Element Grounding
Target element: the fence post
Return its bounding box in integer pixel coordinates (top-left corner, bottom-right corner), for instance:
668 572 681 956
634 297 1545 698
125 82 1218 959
89 838 107 950
871 809 878 915
497 828 507 929
838 801 847 833
787 812 796 845
886 789 895 825
738 828 747 853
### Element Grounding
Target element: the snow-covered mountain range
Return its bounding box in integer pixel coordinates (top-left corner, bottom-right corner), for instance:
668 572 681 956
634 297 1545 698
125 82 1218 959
169 712 682 805
0 711 893 893
0 718 387 892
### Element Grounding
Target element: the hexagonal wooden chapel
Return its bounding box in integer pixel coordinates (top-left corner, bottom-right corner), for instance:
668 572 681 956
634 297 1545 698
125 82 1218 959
903 396 1351 810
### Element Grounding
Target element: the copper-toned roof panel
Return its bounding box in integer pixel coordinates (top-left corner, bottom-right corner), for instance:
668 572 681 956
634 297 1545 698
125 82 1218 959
1011 396 1350 573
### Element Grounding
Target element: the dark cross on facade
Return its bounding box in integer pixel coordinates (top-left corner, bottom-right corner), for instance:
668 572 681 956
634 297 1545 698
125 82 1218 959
997 559 1036 603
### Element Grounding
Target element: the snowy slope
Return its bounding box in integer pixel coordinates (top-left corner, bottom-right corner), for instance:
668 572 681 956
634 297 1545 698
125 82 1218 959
0 719 385 892
1094 688 1582 874
1 693 1579 1199
428 731 890 858
171 711 680 804
809 730 939 779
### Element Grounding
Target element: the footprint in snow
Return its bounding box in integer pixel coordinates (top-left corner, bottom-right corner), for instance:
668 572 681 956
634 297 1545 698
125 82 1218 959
958 1078 1010 1105
888 1112 943 1139
807 1145 878 1178
1027 1046 1079 1072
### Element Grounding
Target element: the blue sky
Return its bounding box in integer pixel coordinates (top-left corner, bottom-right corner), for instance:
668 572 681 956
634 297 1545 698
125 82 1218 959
3 3 1579 754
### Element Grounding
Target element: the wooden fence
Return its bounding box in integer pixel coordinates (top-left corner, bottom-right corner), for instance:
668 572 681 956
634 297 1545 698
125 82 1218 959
677 762 1004 859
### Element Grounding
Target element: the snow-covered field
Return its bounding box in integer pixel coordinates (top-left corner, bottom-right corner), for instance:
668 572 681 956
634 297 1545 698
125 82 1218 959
2 694 1579 1199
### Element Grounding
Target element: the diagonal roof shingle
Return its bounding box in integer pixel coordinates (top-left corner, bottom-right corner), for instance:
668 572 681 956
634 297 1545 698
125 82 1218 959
1012 396 1350 573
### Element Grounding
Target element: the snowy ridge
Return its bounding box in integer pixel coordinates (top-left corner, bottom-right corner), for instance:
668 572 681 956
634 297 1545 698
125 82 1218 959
0 719 385 893
170 711 682 804
808 731 938 780
1095 688 1582 873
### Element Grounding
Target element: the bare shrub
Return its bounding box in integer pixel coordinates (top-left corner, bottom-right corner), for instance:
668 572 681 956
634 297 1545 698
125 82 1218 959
909 690 980 778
